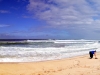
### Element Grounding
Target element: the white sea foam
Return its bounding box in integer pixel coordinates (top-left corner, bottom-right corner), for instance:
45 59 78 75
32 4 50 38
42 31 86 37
0 40 100 62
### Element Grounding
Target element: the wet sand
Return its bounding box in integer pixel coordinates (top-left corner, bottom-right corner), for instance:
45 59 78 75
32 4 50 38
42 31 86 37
0 53 100 75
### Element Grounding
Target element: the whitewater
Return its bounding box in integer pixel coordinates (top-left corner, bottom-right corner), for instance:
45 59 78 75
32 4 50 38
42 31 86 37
0 40 100 62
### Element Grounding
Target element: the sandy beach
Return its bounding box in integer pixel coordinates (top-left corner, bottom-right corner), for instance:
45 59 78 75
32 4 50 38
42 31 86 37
0 53 100 75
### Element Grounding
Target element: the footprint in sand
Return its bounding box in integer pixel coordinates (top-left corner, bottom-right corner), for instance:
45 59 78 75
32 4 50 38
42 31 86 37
97 67 100 70
73 60 80 67
20 74 25 75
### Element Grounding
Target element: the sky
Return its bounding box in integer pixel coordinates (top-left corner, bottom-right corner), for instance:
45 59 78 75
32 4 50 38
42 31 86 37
0 0 100 40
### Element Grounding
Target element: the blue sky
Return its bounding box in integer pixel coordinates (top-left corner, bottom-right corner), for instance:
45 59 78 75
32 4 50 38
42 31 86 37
0 0 100 40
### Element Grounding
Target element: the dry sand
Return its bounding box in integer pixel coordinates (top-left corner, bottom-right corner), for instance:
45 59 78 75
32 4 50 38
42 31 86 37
0 53 100 75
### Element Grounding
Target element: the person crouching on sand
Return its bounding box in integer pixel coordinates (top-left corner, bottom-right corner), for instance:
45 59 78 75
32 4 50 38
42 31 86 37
89 50 97 59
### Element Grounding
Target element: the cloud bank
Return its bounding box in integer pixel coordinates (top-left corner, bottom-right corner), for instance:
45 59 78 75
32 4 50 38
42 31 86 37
27 0 100 39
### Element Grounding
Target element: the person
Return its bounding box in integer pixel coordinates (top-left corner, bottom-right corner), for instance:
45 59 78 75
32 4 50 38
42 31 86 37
89 50 97 59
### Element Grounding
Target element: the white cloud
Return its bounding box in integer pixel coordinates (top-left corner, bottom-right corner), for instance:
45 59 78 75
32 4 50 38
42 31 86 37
27 0 100 39
0 24 10 27
0 10 10 13
27 0 97 25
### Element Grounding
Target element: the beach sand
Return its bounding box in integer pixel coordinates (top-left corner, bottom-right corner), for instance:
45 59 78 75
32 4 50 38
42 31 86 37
0 53 100 75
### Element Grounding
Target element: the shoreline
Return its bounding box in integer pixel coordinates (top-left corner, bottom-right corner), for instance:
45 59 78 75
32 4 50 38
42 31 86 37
0 53 88 63
0 52 89 63
0 53 100 75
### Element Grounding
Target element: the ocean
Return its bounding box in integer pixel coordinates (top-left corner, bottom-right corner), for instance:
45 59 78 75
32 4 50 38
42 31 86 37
0 39 100 62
